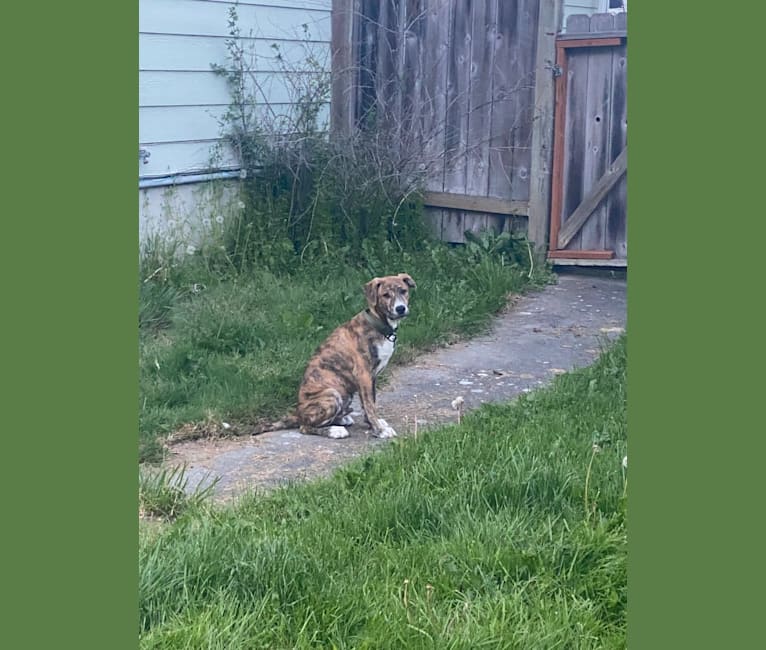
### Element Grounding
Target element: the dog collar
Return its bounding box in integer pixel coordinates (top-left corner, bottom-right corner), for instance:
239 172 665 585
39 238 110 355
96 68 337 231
364 310 397 342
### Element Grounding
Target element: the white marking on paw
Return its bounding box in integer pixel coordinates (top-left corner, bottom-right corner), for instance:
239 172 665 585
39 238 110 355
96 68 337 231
336 415 355 426
375 424 398 439
327 426 350 439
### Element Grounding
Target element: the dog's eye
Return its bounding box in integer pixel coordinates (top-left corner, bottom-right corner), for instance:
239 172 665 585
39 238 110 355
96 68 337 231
399 288 407 295
382 292 392 299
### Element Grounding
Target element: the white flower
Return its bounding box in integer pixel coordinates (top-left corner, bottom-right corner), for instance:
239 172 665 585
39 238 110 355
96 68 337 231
202 218 212 227
451 396 464 411
239 169 247 179
216 215 225 224
166 219 177 229
592 443 602 453
622 455 628 469
185 244 196 255
222 422 231 430
236 201 245 210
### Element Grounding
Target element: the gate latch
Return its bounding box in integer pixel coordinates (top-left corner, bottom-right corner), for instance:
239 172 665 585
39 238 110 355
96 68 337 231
544 61 563 77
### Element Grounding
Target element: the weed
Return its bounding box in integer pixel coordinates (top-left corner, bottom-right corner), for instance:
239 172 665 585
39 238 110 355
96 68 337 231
139 464 219 521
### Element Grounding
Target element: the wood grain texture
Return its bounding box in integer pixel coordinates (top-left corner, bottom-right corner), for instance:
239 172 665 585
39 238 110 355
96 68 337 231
605 42 627 258
424 192 528 216
527 0 561 251
557 146 626 249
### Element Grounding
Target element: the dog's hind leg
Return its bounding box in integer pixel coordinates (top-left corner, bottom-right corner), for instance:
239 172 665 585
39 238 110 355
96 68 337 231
298 389 350 438
331 396 355 426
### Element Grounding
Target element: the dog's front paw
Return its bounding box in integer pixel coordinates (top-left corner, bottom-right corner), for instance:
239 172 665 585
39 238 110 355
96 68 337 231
374 420 397 439
327 426 350 439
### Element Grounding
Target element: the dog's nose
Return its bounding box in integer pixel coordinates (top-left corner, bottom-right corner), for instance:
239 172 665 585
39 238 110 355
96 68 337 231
396 305 406 315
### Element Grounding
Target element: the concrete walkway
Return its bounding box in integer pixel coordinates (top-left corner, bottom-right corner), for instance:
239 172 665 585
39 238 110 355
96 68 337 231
166 271 626 502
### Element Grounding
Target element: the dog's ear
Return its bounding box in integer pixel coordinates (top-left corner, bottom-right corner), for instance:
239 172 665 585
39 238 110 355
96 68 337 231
398 273 416 289
364 278 382 306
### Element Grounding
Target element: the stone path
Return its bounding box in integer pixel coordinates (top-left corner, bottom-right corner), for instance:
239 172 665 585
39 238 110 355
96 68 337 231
165 271 626 502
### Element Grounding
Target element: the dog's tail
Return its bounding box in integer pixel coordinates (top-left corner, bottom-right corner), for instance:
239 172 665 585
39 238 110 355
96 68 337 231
251 413 301 435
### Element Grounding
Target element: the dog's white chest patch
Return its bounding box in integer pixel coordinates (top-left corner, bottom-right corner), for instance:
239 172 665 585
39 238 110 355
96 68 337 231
374 338 395 375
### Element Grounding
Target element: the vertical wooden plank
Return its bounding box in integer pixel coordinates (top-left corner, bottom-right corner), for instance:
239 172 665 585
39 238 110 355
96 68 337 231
375 0 401 131
464 213 490 236
330 0 356 135
527 0 562 252
441 0 473 243
605 41 627 258
561 45 589 251
465 0 495 198
422 206 444 239
508 0 540 204
547 41 568 252
464 0 498 234
579 13 614 250
487 0 517 201
356 0 380 127
374 0 390 124
402 0 425 149
441 210 466 242
421 0 453 240
566 12 592 33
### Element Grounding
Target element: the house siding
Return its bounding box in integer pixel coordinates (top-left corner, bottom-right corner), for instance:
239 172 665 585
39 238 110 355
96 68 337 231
139 0 331 180
561 1 608 31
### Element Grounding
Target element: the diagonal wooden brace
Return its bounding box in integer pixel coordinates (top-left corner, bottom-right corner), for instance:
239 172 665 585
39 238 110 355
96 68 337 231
557 146 627 249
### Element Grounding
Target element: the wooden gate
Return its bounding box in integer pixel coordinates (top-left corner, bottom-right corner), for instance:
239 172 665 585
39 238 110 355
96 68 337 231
548 13 627 266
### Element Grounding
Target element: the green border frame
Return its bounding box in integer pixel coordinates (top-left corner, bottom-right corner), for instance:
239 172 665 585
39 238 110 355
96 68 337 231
4 4 136 647
630 2 764 647
4 0 765 646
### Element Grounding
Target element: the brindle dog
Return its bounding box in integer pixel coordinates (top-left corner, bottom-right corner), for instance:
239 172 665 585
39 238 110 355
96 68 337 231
296 273 415 438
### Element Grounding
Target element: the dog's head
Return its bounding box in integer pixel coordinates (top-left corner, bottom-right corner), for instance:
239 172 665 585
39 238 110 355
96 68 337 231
364 273 416 322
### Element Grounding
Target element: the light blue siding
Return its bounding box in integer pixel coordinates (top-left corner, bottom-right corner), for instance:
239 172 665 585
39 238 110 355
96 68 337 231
139 0 331 179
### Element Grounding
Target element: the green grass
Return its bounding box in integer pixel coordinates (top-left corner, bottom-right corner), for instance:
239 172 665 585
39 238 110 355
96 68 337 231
139 336 627 648
140 238 552 462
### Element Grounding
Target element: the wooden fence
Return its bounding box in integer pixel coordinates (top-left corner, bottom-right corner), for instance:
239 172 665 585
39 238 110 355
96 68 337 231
331 2 627 263
331 0 561 248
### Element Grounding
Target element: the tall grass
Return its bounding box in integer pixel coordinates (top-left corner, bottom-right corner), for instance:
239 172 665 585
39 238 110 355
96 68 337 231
139 336 627 648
